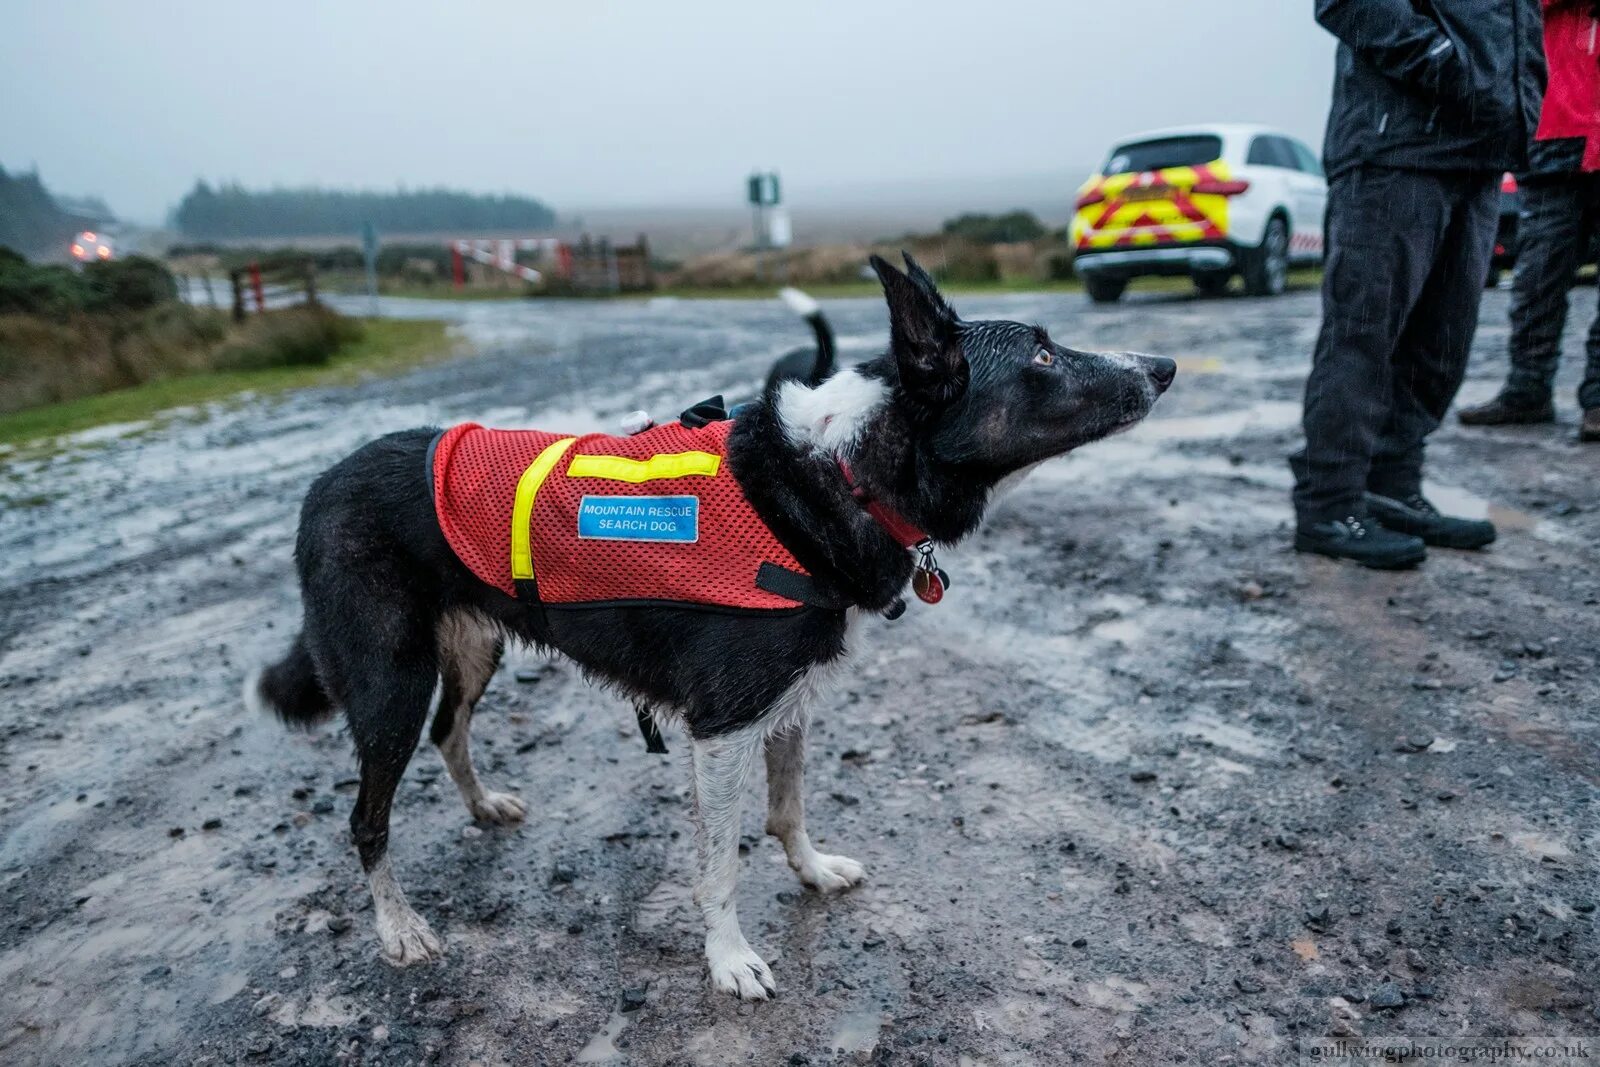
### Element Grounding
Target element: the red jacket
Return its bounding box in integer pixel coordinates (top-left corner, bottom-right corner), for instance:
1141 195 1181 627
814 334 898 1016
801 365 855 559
432 418 816 611
1534 0 1600 172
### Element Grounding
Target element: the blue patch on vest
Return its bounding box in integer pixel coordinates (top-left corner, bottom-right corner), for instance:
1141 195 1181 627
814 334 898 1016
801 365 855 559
577 495 699 542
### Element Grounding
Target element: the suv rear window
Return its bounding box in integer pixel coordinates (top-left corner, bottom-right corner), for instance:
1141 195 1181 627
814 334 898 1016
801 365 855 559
1104 135 1223 175
1247 136 1298 169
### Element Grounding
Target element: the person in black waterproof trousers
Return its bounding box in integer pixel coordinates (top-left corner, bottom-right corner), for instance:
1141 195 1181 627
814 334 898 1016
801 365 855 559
1291 0 1545 569
1459 0 1600 442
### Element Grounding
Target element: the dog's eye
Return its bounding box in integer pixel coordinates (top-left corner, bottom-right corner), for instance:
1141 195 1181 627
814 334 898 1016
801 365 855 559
1033 349 1054 367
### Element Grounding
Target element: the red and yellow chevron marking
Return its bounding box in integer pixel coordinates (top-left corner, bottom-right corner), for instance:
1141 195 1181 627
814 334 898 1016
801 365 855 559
1071 162 1233 251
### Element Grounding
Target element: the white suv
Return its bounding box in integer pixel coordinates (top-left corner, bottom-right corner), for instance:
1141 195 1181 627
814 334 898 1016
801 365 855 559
1070 124 1326 302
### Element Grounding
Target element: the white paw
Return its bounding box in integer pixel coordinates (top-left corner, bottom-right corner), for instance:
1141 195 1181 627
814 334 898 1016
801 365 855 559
707 939 776 1000
376 908 444 967
469 791 528 825
797 852 867 893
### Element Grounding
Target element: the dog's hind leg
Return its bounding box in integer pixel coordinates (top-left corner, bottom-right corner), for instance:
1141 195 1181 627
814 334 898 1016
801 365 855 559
343 660 445 966
431 612 524 825
765 722 866 893
315 591 446 967
691 723 775 1000
342 647 444 967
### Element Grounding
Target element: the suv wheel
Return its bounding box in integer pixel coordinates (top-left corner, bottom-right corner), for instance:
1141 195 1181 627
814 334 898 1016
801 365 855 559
1194 270 1231 297
1243 216 1289 297
1085 275 1127 304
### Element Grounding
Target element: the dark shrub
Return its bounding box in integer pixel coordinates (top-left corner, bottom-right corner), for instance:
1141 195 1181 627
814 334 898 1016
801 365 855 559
82 255 179 312
941 211 1048 244
922 242 1000 284
0 258 91 318
212 306 364 371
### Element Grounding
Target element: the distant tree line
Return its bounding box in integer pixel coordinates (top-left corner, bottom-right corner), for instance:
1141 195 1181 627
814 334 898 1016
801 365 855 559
0 165 97 256
173 181 557 239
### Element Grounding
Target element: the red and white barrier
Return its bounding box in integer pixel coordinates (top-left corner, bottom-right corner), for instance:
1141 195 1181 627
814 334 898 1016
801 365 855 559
450 238 566 287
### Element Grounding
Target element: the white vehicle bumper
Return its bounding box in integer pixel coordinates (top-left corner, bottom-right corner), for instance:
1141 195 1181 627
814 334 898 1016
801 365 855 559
1075 246 1235 273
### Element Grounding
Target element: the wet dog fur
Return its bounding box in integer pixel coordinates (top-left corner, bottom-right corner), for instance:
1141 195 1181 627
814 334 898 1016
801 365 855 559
248 253 1175 998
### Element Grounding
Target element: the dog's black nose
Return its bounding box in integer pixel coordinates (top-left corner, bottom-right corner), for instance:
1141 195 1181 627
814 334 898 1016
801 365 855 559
1145 356 1177 392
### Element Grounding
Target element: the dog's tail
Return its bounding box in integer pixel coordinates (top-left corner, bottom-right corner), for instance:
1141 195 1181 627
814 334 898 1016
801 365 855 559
245 632 335 729
779 287 836 384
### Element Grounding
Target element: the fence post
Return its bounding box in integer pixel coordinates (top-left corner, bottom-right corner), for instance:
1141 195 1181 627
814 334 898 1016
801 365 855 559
637 234 653 290
249 262 265 312
451 244 466 288
230 270 245 322
305 258 318 305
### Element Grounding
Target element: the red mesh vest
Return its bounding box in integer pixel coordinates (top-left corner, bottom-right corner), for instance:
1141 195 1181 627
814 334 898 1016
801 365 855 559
432 419 814 611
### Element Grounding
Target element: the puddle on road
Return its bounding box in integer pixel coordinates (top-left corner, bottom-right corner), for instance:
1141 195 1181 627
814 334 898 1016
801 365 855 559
830 1010 884 1054
1425 483 1546 536
0 838 316 1064
1174 355 1223 375
1131 400 1302 442
575 1010 629 1062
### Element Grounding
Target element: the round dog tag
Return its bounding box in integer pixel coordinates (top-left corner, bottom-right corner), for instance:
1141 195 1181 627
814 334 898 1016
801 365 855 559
913 568 944 604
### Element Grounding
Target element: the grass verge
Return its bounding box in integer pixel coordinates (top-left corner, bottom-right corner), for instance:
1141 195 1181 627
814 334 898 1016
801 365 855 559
0 318 454 450
316 271 534 301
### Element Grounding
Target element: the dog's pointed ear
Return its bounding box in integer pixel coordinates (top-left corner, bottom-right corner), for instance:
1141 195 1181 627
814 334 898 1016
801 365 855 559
900 252 959 320
870 252 968 411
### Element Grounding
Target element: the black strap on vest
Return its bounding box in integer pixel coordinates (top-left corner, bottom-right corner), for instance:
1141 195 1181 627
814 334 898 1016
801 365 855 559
755 562 848 610
679 395 728 428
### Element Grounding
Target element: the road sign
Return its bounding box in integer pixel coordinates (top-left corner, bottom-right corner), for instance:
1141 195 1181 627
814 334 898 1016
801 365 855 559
747 172 781 207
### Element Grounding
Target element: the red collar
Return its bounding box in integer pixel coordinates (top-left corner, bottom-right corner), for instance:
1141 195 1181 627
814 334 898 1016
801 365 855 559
837 460 929 549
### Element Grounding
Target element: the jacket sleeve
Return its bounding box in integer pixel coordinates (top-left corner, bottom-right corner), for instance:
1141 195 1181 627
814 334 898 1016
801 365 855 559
1314 0 1472 101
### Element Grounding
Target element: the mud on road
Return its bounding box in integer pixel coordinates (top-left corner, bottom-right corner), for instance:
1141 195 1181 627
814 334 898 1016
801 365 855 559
1 288 1596 1066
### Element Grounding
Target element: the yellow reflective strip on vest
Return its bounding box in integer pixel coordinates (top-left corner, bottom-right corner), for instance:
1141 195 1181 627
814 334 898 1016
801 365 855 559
565 450 721 484
510 438 577 580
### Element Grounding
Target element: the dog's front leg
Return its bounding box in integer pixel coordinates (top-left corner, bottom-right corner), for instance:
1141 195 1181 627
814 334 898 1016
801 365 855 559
764 724 867 892
691 724 775 1000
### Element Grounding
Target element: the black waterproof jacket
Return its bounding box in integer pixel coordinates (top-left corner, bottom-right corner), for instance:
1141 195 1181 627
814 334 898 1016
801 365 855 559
1316 0 1545 178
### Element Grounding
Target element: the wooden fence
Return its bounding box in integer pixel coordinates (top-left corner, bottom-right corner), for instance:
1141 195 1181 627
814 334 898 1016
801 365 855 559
561 235 654 294
227 259 318 320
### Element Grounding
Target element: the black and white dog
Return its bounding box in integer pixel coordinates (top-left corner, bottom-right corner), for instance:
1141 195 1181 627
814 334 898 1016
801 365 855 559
763 287 837 394
247 254 1174 999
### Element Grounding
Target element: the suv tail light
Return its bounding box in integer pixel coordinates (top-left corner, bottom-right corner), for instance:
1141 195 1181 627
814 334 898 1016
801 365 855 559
1192 178 1251 196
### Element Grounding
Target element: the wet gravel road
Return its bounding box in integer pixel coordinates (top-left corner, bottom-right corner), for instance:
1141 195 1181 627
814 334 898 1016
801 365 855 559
1 287 1596 1065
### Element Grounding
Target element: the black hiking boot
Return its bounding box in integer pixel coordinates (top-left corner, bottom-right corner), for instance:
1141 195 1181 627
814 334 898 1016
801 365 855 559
1457 392 1556 426
1366 493 1496 550
1294 515 1427 570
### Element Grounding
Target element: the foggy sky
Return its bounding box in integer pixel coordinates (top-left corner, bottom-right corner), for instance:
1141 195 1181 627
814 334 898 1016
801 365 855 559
1 1 1338 224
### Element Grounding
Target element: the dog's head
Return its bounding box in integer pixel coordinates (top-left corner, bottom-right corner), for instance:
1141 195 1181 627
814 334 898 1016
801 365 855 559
870 252 1174 476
